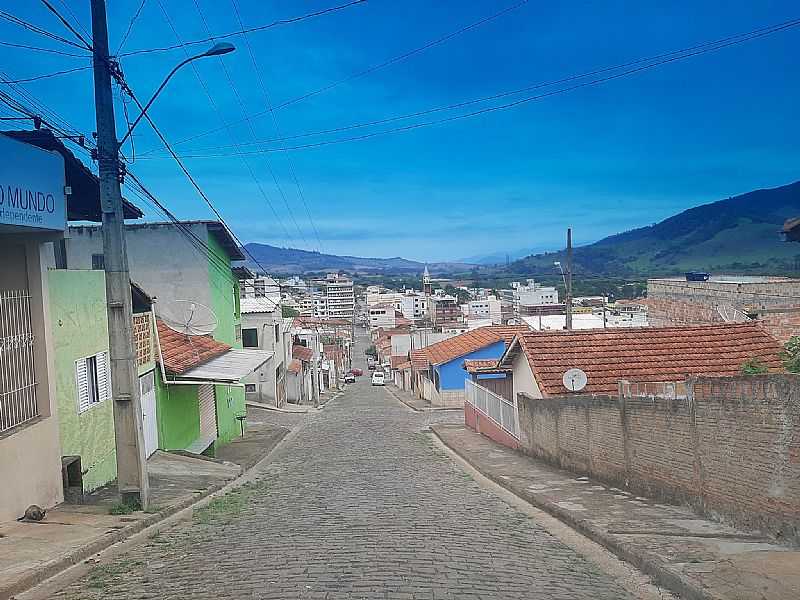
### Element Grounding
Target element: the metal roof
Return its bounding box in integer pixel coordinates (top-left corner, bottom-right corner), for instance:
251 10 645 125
178 349 273 382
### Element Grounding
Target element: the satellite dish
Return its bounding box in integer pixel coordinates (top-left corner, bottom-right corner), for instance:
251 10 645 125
159 300 218 336
563 368 587 392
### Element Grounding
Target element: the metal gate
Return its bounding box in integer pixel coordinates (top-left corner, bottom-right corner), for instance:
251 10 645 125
0 289 38 434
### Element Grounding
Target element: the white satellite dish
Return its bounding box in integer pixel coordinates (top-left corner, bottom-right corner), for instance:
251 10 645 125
159 300 218 336
563 368 588 392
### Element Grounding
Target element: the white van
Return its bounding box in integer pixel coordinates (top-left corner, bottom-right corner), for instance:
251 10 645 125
371 371 385 386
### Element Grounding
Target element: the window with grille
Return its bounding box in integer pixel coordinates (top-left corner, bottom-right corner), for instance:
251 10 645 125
76 351 110 413
91 254 105 270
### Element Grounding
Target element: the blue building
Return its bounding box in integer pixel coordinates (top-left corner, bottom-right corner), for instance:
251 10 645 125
415 326 527 406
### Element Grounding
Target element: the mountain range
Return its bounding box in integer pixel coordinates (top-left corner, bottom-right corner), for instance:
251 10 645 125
241 180 800 278
511 180 800 277
241 243 470 275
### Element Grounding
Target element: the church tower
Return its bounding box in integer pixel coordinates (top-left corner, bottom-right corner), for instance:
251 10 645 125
422 265 432 296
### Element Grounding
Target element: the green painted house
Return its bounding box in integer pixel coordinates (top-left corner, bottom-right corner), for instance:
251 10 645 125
65 220 269 456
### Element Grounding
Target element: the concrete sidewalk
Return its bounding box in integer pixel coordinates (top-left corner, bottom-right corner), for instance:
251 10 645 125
0 408 300 600
386 384 463 412
432 423 800 600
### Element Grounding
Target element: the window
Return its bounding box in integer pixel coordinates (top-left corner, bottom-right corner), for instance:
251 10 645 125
244 383 256 393
91 253 105 270
242 328 259 348
76 352 109 413
274 324 280 342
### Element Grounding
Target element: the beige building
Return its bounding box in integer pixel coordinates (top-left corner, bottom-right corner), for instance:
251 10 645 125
0 130 142 522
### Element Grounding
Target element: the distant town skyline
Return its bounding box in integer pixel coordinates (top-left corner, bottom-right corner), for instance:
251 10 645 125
2 1 798 261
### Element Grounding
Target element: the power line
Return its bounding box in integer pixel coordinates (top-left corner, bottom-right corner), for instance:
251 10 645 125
0 9 87 49
0 39 90 57
148 15 800 157
3 65 91 84
119 0 366 57
39 0 93 50
144 0 530 150
228 0 325 254
141 16 800 159
186 0 313 252
152 0 299 251
116 0 147 53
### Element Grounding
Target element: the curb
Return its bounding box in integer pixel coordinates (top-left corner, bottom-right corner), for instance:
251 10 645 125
430 425 713 600
2 429 294 600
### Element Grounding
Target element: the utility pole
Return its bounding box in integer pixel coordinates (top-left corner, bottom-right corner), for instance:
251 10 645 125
90 0 149 508
565 227 573 331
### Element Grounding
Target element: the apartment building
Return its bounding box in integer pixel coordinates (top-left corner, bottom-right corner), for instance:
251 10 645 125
500 279 559 319
309 273 355 320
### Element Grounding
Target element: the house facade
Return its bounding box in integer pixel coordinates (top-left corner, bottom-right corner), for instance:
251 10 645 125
0 129 143 521
240 297 291 407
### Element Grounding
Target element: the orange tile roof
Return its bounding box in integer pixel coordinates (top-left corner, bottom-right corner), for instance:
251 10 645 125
507 323 784 396
287 358 302 374
390 355 408 369
463 358 509 374
420 325 529 366
292 344 314 362
410 349 430 370
396 360 412 370
156 319 231 375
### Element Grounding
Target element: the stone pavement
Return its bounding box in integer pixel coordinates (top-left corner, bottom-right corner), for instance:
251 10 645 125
0 408 296 600
44 375 656 600
385 383 462 412
432 423 800 600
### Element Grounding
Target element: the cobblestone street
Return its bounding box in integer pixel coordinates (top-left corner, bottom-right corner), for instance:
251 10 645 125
51 376 639 599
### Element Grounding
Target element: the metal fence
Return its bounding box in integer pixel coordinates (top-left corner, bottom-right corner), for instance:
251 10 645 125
465 378 519 438
0 289 38 433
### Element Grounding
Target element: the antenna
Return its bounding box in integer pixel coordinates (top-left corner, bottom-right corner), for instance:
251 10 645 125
159 299 218 336
562 368 587 392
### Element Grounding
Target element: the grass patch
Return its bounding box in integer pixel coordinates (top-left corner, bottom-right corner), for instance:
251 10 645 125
193 481 264 525
108 500 139 515
87 559 144 589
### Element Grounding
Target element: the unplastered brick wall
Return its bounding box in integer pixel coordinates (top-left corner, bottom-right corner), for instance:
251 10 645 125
756 308 800 344
647 279 800 328
517 375 800 543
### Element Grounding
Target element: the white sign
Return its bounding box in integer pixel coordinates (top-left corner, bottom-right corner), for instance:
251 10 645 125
0 134 66 231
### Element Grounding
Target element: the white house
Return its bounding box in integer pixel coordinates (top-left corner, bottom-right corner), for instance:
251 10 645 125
240 297 291 407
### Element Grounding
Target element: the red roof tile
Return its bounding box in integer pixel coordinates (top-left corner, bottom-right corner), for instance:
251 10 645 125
292 344 314 362
410 349 430 370
390 355 408 369
420 325 529 366
156 319 231 375
463 359 509 374
506 323 784 396
287 358 302 374
396 360 412 370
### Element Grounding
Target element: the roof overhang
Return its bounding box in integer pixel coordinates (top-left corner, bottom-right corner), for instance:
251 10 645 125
177 349 273 382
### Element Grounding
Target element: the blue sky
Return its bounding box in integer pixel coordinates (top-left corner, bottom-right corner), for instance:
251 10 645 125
1 1 799 261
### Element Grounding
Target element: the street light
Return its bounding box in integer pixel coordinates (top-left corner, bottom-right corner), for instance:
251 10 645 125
118 42 236 147
554 261 566 287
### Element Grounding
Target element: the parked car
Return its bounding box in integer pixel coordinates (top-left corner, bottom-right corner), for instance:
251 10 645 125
371 371 385 386
344 373 356 384
350 368 363 376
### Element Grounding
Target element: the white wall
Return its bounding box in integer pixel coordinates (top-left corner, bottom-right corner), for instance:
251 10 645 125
512 352 542 400
66 224 213 313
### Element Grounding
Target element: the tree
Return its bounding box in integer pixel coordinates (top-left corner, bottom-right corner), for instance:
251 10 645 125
364 344 377 358
740 358 769 375
782 336 800 373
281 305 299 318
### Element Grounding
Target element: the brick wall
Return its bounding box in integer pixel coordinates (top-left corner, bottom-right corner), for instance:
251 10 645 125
517 375 800 542
647 279 800 337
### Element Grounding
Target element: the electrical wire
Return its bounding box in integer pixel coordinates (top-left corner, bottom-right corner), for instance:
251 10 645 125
0 39 90 57
119 0 366 57
0 9 87 49
186 0 314 252
229 0 326 255
2 65 91 84
116 0 147 54
145 15 800 156
142 15 800 159
39 0 93 50
153 0 300 251
151 0 530 150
